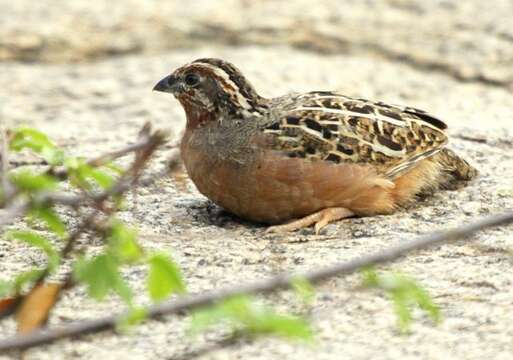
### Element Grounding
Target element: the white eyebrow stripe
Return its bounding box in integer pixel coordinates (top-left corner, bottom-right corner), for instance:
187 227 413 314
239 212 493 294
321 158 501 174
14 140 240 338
292 106 407 127
192 63 253 110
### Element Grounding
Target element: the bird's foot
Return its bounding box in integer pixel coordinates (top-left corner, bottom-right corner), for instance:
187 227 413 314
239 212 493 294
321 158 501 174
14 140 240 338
265 207 354 234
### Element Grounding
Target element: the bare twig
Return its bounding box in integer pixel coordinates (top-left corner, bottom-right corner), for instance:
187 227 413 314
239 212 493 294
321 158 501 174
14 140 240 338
8 159 49 167
0 211 511 352
49 129 162 179
0 125 169 228
0 159 176 229
88 137 153 168
1 121 173 204
0 124 169 322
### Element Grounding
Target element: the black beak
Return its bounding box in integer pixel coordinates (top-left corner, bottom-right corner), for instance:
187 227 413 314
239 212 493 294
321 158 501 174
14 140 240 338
153 75 178 93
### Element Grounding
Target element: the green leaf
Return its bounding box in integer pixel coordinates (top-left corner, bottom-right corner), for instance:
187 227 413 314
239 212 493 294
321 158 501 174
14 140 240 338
409 282 441 324
361 267 379 287
73 253 132 303
190 303 232 333
361 269 441 332
0 280 13 298
10 127 54 151
147 253 186 301
63 157 80 170
103 162 124 175
391 292 412 331
29 206 67 238
87 167 114 189
9 170 58 192
291 277 315 305
8 231 60 271
67 160 115 190
112 195 126 210
107 221 143 263
191 296 313 341
116 306 148 332
13 269 46 293
247 312 313 340
40 147 65 166
10 127 64 165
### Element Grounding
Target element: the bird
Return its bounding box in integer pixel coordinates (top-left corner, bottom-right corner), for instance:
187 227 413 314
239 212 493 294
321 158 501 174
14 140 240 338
153 58 478 233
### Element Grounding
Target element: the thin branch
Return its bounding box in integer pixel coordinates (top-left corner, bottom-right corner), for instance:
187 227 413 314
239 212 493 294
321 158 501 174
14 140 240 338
0 155 178 230
0 126 170 228
8 159 49 167
49 128 163 179
0 211 511 352
0 124 169 321
1 122 173 206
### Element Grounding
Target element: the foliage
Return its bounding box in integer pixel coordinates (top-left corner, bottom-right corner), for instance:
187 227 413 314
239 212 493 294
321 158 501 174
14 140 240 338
291 277 316 305
7 231 60 271
147 253 186 301
362 268 441 332
0 127 184 327
190 296 314 341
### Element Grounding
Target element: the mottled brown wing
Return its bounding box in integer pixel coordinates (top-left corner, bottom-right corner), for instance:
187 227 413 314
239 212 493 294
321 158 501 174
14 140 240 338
263 92 448 179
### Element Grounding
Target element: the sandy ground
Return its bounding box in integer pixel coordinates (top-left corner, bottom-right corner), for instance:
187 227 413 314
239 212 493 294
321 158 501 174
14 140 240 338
1 1 513 359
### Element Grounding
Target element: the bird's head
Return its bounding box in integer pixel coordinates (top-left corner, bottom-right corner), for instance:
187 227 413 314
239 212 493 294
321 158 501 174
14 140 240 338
153 58 267 128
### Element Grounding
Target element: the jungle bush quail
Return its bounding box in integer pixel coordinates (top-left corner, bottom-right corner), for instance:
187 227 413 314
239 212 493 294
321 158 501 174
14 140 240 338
153 58 478 233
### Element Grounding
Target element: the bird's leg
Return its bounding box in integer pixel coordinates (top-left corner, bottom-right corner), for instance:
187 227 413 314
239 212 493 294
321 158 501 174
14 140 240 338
265 207 355 234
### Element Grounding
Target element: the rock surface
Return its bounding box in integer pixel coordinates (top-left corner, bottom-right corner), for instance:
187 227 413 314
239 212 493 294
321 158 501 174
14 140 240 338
1 1 513 359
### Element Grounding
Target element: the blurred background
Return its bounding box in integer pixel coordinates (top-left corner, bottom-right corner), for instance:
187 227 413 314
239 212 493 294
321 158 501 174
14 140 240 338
2 0 512 82
1 0 512 143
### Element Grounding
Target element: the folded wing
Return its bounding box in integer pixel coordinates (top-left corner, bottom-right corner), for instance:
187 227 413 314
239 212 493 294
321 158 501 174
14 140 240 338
263 92 448 179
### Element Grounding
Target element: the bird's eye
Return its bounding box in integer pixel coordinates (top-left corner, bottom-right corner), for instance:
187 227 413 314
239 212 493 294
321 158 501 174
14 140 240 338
184 73 200 86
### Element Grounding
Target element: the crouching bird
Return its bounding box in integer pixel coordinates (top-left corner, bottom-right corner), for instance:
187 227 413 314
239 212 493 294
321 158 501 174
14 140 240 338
153 58 478 233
